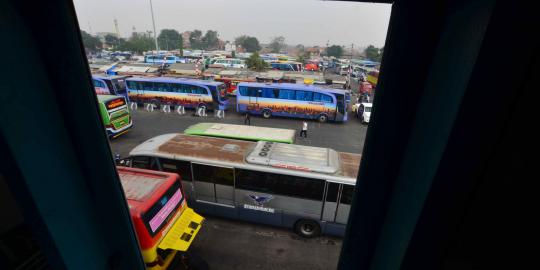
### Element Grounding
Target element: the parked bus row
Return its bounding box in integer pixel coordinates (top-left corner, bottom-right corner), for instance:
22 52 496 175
92 75 349 123
118 134 360 237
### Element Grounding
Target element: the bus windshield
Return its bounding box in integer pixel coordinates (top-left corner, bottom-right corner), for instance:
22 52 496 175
112 78 127 94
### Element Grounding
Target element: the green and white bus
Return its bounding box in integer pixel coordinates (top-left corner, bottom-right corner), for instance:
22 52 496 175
97 95 133 138
184 123 296 144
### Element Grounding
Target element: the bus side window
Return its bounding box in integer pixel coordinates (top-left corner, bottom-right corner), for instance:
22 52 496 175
155 82 170 92
158 158 192 181
261 88 276 98
192 164 234 186
238 86 248 96
131 156 150 169
93 79 106 88
322 94 333 103
326 182 339 202
142 82 154 91
340 185 355 205
127 81 137 90
278 89 295 100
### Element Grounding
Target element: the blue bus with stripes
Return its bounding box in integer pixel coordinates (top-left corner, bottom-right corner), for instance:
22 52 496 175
236 82 348 122
125 77 228 111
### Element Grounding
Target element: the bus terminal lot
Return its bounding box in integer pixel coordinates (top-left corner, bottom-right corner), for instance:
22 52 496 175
109 97 366 270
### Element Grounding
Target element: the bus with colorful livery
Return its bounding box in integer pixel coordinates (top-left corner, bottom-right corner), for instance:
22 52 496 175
96 95 132 138
92 74 130 100
236 82 348 122
117 166 204 270
122 134 360 237
184 123 296 143
126 77 228 112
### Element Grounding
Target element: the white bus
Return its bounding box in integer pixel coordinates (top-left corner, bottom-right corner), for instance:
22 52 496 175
212 58 246 68
120 134 360 237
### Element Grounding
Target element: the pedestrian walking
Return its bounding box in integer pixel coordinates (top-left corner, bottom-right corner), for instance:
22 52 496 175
300 121 308 138
244 113 251 125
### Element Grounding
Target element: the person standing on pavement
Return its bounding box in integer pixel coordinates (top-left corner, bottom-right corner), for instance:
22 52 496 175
244 112 251 125
300 121 308 138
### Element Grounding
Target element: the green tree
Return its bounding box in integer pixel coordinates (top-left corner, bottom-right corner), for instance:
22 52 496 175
365 45 381 61
80 30 102 52
235 35 261 53
296 51 311 64
326 45 343 58
117 34 155 54
246 52 268 71
104 34 121 49
157 29 183 50
201 30 219 50
189 30 203 49
268 36 286 53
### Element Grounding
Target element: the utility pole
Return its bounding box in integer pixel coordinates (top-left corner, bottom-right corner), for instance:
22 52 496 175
149 0 159 52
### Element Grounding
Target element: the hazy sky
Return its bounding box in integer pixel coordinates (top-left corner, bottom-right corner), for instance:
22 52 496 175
73 0 391 48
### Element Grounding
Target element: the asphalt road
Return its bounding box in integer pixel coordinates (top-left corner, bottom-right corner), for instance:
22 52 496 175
108 73 366 270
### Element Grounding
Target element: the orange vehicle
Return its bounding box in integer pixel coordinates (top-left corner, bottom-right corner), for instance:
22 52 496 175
304 62 319 71
215 77 256 96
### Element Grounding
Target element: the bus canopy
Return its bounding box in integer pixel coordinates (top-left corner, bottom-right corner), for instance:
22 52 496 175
184 123 296 144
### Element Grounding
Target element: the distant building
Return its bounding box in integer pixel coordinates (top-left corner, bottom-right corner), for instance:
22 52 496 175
224 41 236 52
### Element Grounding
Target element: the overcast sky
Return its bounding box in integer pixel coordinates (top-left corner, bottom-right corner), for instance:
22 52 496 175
73 0 391 48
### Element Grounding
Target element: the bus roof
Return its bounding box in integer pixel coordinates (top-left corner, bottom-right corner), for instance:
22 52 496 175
127 76 224 86
129 134 360 184
92 74 129 80
184 123 296 144
96 95 124 102
237 82 349 94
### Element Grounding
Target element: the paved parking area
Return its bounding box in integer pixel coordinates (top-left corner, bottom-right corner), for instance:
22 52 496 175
108 75 366 270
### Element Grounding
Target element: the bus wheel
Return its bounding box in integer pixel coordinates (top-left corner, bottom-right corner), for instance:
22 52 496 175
317 114 328 123
295 219 321 238
262 109 272 119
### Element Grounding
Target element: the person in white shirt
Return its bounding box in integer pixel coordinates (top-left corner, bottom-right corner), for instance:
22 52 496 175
300 121 308 138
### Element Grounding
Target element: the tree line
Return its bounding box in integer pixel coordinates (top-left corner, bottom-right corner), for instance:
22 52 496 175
81 29 384 62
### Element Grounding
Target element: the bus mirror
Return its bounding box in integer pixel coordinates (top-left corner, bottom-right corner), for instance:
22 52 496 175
118 158 132 167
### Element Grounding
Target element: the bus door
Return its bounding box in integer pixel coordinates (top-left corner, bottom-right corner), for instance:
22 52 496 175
322 183 354 224
157 158 196 202
335 185 354 224
335 93 347 121
322 182 339 222
191 163 235 207
248 87 261 110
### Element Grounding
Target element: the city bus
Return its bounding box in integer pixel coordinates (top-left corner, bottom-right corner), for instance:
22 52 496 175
236 82 348 122
144 54 182 64
184 122 296 143
270 62 302 71
211 58 246 68
125 77 229 111
121 134 360 237
117 166 204 269
96 95 132 138
92 74 130 100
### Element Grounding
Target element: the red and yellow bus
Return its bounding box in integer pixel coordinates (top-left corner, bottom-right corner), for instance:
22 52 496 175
117 166 204 269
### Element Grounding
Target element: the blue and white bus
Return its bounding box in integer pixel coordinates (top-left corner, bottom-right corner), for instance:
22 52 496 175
236 82 348 122
144 55 183 64
126 77 228 111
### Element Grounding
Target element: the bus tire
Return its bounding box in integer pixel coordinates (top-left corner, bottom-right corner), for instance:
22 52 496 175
317 114 328 123
262 109 272 119
294 219 321 238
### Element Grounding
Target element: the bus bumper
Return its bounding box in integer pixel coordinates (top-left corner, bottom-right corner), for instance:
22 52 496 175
107 120 133 139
